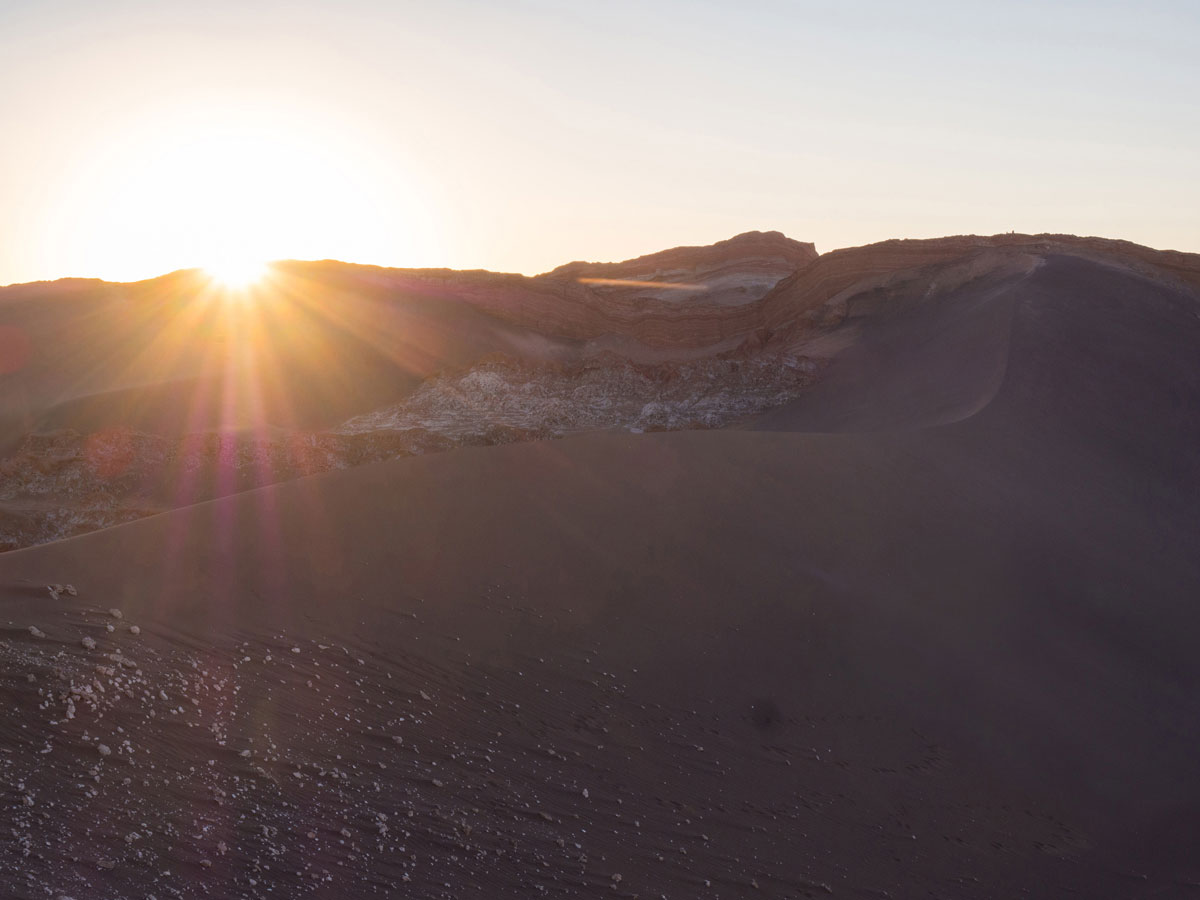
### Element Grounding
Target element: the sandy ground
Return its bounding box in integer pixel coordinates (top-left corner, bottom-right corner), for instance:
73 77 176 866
0 255 1198 898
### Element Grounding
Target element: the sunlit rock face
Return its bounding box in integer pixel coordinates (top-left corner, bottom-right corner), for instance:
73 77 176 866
2 230 1197 551
542 229 818 307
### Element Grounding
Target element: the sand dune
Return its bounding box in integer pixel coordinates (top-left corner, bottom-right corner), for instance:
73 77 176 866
2 244 1199 897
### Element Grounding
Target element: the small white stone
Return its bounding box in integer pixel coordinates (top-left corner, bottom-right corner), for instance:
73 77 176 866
129 625 141 635
97 744 111 756
81 636 96 650
108 608 123 619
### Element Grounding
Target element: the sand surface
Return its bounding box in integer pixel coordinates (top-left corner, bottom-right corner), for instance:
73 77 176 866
1 255 1199 898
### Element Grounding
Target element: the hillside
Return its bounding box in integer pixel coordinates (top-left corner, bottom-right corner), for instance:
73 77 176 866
3 231 1197 553
0 243 1198 897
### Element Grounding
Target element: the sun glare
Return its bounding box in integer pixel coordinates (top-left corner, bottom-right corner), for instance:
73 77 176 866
206 258 268 291
43 105 437 284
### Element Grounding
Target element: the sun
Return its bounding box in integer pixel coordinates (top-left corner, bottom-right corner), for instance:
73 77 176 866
42 103 439 285
205 257 269 291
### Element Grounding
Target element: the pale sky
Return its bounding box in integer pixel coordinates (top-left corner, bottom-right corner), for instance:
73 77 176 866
1 0 1197 285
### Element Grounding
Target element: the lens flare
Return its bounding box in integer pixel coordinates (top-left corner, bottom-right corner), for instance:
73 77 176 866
205 258 268 291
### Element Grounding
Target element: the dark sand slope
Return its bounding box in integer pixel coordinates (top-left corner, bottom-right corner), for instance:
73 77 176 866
754 255 1200 832
755 260 1027 432
1 255 1199 898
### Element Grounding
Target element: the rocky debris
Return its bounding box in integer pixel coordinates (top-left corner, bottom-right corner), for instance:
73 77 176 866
0 426 459 552
28 625 47 639
80 636 96 650
339 353 816 440
0 605 1088 900
1 353 815 553
0 609 797 899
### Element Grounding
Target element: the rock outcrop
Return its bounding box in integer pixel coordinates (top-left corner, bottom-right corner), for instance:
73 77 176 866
760 233 1200 343
281 231 817 351
2 230 1198 551
542 229 818 305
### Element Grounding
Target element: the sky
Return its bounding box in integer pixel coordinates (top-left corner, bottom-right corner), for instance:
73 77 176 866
1 0 1197 285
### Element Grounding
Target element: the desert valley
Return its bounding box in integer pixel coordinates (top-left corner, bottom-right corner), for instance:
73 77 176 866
2 230 1199 898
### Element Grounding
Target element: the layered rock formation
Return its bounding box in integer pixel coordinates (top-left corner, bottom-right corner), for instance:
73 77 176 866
278 231 816 351
2 230 1197 551
760 233 1200 341
543 229 817 305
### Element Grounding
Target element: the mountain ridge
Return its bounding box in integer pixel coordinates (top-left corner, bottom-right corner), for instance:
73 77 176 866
2 230 1198 551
